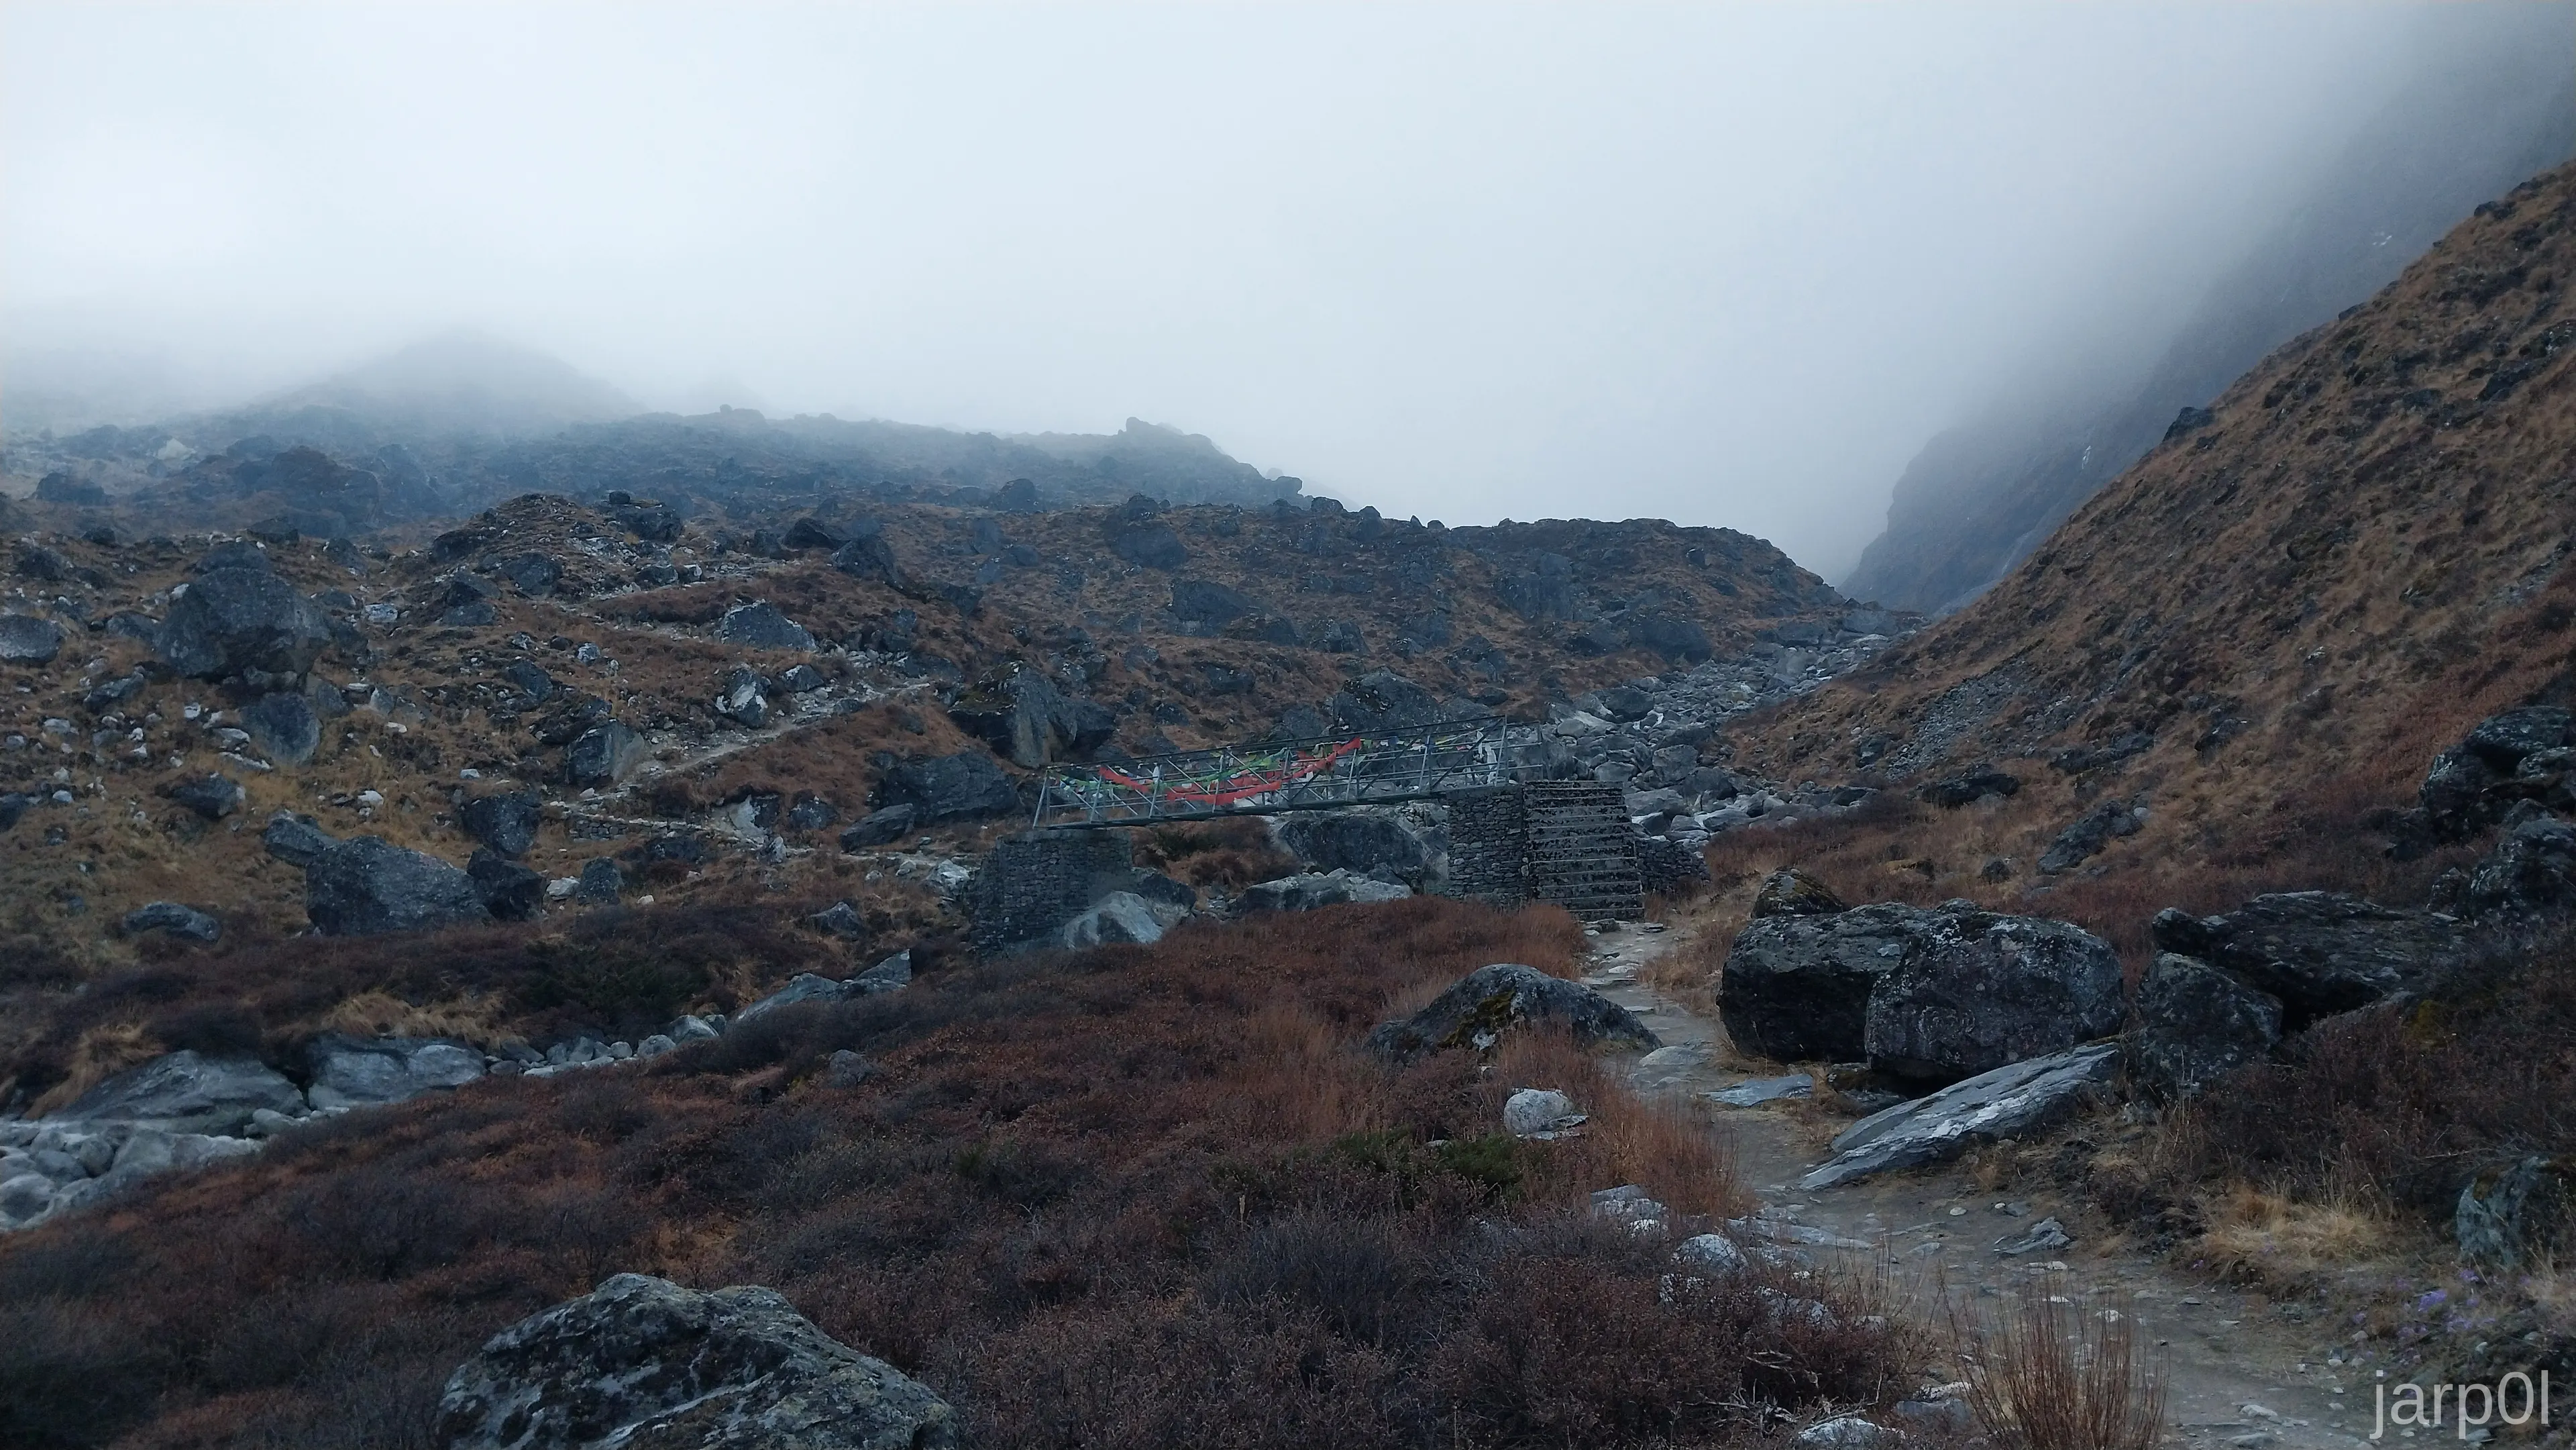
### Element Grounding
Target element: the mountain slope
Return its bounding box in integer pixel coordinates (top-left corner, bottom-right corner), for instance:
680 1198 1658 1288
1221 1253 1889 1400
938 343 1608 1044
1843 7 2576 613
1737 158 2576 899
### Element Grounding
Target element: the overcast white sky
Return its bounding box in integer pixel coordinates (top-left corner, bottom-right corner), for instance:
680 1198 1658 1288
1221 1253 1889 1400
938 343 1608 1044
0 3 2544 574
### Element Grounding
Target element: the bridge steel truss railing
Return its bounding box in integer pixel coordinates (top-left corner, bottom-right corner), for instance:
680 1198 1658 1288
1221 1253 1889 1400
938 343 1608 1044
1031 717 1528 828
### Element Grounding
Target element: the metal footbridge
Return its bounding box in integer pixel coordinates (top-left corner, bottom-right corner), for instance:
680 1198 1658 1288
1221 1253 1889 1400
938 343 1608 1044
1031 717 1531 827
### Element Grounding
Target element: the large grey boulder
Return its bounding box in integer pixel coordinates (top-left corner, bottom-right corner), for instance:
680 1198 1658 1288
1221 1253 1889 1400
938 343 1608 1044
1326 670 1442 733
2149 890 2475 1027
263 811 339 867
839 804 919 849
1862 907 2124 1083
2129 953 2282 1098
121 901 222 943
2421 709 2576 839
2457 1157 2571 1272
714 601 816 652
2461 813 2576 921
305 836 492 936
1170 577 1256 624
852 951 912 994
306 1035 486 1109
168 772 246 821
876 752 1022 823
737 973 869 1023
54 1051 305 1136
946 664 1115 768
1366 962 1660 1062
2036 799 2145 874
1238 870 1412 913
1915 766 2021 809
470 850 546 921
0 613 64 664
1719 902 1924 1063
1061 891 1166 948
462 792 543 858
435 1273 955 1450
1799 1043 2120 1190
1273 811 1434 881
158 567 331 680
240 690 320 765
1105 520 1187 569
1750 867 1846 919
566 722 647 786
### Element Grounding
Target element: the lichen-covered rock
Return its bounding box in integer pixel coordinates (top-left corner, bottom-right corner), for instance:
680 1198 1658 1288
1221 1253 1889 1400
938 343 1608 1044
0 613 64 664
2129 953 2281 1097
565 721 646 786
2149 890 2475 1028
1367 962 1660 1062
1238 870 1412 912
239 690 320 765
1750 867 1845 919
1719 902 1919 1062
713 601 816 652
1863 907 2124 1083
875 752 1022 823
1061 891 1165 948
462 792 544 859
435 1273 955 1450
2457 1156 2572 1272
945 664 1114 768
156 566 331 680
306 1035 486 1110
2462 812 2576 921
305 836 491 937
121 901 222 943
1273 810 1434 881
1799 1043 2118 1190
54 1051 305 1136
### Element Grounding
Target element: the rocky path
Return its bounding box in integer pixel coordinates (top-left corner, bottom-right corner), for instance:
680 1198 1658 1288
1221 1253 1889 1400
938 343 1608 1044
1577 921 2381 1450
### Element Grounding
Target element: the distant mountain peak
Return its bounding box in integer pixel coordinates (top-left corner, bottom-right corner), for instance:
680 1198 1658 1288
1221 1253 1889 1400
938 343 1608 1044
258 330 641 440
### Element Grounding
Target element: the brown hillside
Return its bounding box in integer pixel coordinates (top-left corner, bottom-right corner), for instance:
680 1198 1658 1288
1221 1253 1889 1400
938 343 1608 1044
0 476 1849 1023
1730 160 2576 915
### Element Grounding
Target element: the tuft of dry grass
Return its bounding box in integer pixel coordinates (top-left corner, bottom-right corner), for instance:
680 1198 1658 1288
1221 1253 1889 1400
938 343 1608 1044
28 1023 158 1116
315 991 507 1045
1951 1274 2167 1450
2196 1185 2394 1291
1489 1029 1749 1220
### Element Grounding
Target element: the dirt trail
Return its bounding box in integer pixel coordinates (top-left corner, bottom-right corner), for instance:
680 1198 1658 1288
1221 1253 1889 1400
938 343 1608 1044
1578 920 2381 1450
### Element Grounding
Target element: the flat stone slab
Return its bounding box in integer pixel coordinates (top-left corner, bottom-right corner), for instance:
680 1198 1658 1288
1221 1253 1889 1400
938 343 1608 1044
1708 1072 1814 1107
1797 1043 2118 1190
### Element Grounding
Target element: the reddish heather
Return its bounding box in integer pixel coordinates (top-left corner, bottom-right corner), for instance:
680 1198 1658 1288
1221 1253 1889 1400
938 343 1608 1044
0 896 1914 1449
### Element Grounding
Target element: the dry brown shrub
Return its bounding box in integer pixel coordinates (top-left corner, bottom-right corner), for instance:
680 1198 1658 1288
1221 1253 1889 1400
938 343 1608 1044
1950 1275 2166 1450
0 895 1906 1449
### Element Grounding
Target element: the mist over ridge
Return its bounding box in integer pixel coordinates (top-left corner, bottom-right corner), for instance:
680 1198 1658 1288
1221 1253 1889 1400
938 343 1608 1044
7 3 2571 577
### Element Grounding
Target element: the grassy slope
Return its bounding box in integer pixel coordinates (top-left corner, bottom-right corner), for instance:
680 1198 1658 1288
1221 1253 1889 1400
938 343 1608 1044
1729 161 2576 929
